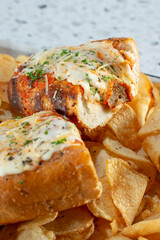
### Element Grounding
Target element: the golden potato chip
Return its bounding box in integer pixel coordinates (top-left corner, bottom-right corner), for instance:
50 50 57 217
110 217 126 235
122 213 160 238
85 141 112 178
0 102 21 122
143 134 160 172
128 72 154 126
138 100 160 139
128 93 151 126
144 233 160 240
152 85 160 105
103 136 156 187
106 158 148 226
135 195 160 222
153 82 160 94
0 225 55 240
138 237 149 240
107 104 141 151
0 54 17 83
17 226 55 240
87 176 120 221
88 218 113 240
18 212 58 231
16 55 29 64
44 206 94 240
147 107 155 120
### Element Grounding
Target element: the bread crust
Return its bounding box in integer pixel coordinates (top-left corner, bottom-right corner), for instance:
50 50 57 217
0 144 101 225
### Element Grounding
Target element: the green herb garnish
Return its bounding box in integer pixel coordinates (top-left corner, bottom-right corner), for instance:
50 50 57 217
20 180 24 184
24 140 32 146
64 56 72 62
44 130 48 135
51 138 67 145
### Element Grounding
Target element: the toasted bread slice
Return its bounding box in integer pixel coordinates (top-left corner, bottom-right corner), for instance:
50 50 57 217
8 38 139 139
0 111 101 225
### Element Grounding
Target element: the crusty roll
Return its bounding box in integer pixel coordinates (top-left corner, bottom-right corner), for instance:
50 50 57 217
8 38 139 139
0 111 101 225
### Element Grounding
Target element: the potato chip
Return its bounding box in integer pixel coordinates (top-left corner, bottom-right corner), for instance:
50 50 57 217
18 212 58 231
88 218 113 240
138 100 160 139
106 158 148 226
135 195 160 222
128 93 151 126
87 176 120 221
16 55 29 64
0 102 21 122
138 237 149 240
0 54 17 83
122 213 160 238
128 72 154 126
107 104 141 151
44 206 94 240
85 141 112 178
143 134 160 172
17 226 55 240
145 233 160 240
110 217 126 235
103 136 156 187
153 82 160 94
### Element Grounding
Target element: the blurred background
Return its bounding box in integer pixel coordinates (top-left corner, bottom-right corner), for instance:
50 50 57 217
0 0 160 75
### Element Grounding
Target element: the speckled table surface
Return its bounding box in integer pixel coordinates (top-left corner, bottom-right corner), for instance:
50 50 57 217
0 0 160 75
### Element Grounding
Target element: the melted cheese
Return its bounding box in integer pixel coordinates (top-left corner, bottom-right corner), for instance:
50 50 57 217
0 111 82 177
23 41 137 103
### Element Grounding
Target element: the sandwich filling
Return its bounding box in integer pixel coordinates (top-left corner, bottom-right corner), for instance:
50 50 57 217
0 111 82 177
17 40 137 107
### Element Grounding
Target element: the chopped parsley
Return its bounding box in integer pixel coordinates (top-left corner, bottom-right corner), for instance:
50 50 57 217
15 116 22 119
57 76 61 81
26 62 49 84
73 59 77 63
90 50 96 54
51 138 67 145
22 130 27 133
75 52 79 56
44 130 48 135
86 73 91 85
103 75 115 81
43 61 49 65
82 58 88 64
20 180 24 184
64 56 72 62
21 121 29 126
60 49 71 56
24 140 32 146
86 73 98 96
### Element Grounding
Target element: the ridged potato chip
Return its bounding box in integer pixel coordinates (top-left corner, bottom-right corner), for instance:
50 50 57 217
138 100 160 139
44 206 94 240
106 158 148 226
18 212 58 231
128 73 154 126
87 176 120 221
107 104 141 151
85 141 112 178
122 213 160 238
103 136 156 188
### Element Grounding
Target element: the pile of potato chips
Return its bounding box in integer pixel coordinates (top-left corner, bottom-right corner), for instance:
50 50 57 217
0 54 160 240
